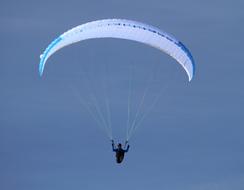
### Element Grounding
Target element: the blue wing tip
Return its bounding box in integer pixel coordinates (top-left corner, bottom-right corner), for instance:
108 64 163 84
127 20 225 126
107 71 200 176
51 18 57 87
39 71 43 77
38 36 63 77
39 60 44 77
177 41 195 81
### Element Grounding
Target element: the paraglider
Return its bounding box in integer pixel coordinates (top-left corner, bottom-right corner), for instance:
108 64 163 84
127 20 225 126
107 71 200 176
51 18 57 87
112 140 130 164
39 19 195 163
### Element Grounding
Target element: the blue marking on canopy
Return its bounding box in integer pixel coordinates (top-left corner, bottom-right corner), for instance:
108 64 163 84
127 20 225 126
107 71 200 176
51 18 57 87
177 41 195 79
39 36 62 76
39 22 195 80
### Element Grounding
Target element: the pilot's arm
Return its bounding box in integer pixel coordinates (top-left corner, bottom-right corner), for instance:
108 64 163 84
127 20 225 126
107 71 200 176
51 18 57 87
125 145 130 153
112 141 117 152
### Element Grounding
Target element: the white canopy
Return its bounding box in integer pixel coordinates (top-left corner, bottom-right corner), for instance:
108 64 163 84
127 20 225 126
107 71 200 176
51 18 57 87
39 19 195 81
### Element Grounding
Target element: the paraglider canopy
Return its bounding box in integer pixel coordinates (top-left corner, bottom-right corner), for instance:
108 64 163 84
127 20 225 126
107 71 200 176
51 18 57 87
39 19 195 81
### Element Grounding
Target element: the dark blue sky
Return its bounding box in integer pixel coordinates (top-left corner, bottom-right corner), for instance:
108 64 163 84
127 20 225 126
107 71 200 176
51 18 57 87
1 0 244 190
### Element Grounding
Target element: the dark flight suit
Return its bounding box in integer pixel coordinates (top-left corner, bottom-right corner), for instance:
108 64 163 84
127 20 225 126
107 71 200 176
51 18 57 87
112 143 130 163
